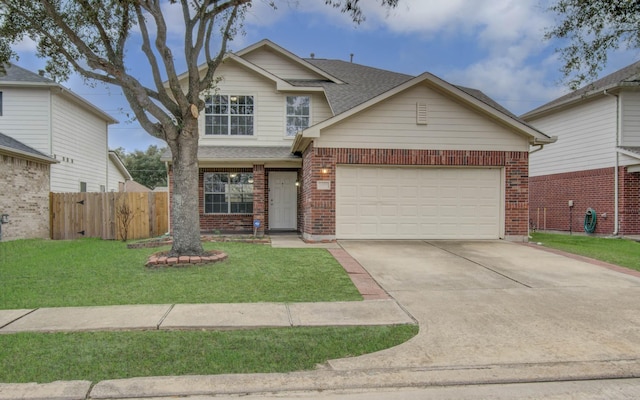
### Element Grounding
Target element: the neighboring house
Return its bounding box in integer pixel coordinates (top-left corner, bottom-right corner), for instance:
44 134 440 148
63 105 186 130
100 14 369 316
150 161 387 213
108 150 133 192
522 61 640 236
0 63 118 192
123 180 152 192
163 39 555 241
0 132 57 241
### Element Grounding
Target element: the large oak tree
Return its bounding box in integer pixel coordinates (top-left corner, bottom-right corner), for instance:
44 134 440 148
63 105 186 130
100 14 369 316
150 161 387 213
546 0 640 89
0 0 398 256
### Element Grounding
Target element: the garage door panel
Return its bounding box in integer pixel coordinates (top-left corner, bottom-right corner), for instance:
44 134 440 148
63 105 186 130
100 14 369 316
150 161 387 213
337 166 502 239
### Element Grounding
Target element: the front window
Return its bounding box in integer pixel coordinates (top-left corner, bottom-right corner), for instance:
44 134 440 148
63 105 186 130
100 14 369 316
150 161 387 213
286 96 310 137
204 172 254 214
205 95 254 136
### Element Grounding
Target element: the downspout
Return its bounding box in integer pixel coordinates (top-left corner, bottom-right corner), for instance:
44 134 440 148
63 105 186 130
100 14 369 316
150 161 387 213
603 89 620 235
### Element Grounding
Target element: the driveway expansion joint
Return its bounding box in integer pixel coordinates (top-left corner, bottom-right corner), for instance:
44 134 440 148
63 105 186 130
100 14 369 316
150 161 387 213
0 308 38 330
156 304 175 330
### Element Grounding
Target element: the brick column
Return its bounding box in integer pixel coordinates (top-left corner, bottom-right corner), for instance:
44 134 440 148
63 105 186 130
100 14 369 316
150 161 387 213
252 164 265 237
504 151 529 240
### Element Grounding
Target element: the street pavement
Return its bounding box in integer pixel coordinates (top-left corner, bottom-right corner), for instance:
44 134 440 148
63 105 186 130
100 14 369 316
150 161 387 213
2 238 640 399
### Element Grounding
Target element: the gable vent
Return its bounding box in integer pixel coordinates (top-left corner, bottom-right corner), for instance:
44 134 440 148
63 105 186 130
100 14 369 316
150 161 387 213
416 102 428 125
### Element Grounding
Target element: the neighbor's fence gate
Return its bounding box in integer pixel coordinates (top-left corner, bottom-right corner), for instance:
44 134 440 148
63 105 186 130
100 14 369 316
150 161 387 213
50 192 168 240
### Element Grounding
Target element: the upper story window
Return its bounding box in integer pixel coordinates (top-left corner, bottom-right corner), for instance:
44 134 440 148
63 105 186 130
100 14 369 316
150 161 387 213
0 91 3 116
286 96 310 137
205 95 254 136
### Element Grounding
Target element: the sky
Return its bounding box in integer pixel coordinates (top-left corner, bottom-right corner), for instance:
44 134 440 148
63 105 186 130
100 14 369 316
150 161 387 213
9 0 640 153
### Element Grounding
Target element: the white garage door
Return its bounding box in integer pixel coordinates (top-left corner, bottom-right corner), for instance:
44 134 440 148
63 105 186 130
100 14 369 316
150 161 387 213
336 166 502 239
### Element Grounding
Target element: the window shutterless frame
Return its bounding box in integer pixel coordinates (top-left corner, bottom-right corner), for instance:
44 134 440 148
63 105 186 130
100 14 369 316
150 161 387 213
204 95 254 136
285 95 310 137
203 172 254 214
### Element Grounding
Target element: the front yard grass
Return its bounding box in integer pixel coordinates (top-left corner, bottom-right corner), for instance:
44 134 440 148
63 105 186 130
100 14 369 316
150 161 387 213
0 325 419 383
0 238 420 384
531 232 640 272
0 239 362 309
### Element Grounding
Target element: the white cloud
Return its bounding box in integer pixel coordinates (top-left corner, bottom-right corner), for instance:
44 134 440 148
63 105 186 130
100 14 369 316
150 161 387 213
445 55 569 115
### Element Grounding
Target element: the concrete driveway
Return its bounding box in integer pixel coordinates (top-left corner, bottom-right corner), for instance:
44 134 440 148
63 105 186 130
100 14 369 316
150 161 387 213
331 240 640 381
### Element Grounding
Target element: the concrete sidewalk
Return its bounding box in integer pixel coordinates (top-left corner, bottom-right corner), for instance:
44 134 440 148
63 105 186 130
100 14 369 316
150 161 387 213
0 300 415 334
5 240 640 400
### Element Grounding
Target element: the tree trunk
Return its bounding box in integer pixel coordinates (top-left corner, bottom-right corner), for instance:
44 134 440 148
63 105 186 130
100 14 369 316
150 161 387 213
168 119 204 256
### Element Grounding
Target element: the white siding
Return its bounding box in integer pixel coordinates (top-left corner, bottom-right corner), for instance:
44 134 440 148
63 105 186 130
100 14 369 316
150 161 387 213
107 158 127 192
621 91 640 147
50 93 109 192
198 60 332 147
0 87 52 154
242 48 325 80
316 84 529 151
528 96 617 177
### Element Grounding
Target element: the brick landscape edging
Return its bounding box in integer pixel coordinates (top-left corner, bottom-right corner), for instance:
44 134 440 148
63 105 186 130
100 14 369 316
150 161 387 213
145 250 228 268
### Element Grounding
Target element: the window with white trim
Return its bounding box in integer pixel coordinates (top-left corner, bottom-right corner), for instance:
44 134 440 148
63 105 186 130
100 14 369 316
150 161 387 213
204 172 254 214
285 96 310 137
205 95 254 136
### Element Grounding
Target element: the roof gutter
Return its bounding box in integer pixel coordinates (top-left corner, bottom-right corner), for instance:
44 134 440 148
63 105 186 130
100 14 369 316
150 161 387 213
0 145 59 164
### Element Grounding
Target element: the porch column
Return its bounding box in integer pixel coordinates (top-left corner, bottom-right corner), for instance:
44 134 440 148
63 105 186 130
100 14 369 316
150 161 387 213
252 164 265 237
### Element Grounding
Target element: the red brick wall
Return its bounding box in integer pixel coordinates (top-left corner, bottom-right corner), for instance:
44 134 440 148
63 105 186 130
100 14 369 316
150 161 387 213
252 165 265 235
301 145 530 240
620 169 640 235
529 167 640 235
198 167 254 233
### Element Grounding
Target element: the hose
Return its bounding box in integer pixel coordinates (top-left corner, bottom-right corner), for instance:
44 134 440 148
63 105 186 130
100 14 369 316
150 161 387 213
584 208 597 233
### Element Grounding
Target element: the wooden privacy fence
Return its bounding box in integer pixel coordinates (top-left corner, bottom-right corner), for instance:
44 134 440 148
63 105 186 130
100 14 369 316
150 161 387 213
50 192 168 240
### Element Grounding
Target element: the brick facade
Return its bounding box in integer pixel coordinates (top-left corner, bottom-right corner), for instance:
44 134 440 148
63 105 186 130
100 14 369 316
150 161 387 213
170 147 532 240
169 166 301 234
530 167 640 235
300 145 530 241
0 154 51 240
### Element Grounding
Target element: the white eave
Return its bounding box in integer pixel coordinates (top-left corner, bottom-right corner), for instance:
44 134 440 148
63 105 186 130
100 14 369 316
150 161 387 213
292 72 556 153
108 151 133 180
0 144 58 164
521 82 640 120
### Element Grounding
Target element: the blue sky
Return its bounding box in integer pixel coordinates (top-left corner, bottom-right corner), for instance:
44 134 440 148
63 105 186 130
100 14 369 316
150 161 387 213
9 0 640 153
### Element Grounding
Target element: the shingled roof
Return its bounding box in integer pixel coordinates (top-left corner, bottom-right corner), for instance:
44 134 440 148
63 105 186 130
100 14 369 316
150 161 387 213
302 59 413 115
523 60 640 118
0 132 57 163
0 63 56 84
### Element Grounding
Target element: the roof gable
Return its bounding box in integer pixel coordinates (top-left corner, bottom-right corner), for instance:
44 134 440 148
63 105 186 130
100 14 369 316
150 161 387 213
293 72 555 153
236 39 343 84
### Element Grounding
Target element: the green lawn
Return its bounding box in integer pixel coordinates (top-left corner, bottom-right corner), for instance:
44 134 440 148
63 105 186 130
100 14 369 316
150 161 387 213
0 239 362 309
0 325 418 383
0 238 420 384
531 232 640 272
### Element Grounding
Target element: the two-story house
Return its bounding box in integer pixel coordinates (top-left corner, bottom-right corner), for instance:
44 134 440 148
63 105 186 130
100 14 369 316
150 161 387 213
164 39 555 242
0 63 119 192
523 61 640 236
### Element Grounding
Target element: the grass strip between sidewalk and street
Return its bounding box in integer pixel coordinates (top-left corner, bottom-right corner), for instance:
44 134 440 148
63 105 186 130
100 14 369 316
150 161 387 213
0 325 418 383
0 239 362 309
531 232 640 272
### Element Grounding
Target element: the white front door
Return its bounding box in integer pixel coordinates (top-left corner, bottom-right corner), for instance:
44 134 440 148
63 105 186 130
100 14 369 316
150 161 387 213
269 171 298 230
